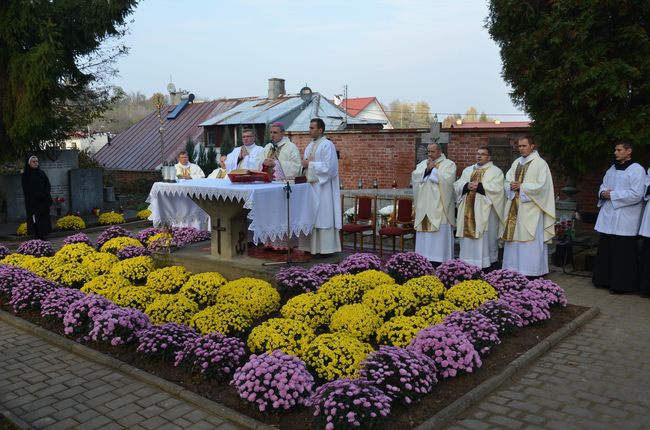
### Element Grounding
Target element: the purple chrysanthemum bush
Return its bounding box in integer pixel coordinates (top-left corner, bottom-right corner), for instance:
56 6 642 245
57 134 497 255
17 239 54 257
309 264 343 285
41 288 87 320
231 350 315 412
384 252 434 284
443 311 501 355
527 279 568 307
117 244 150 260
89 307 151 346
136 227 163 244
174 332 247 380
10 278 59 312
475 300 523 335
63 233 92 247
482 268 528 295
408 325 482 379
309 377 392 430
358 346 438 405
171 227 211 247
0 244 10 260
435 259 483 288
275 267 321 295
95 226 133 250
63 295 118 338
136 323 200 361
338 253 383 274
499 289 552 326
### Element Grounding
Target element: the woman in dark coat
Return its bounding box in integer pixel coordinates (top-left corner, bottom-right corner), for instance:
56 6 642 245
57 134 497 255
21 155 53 239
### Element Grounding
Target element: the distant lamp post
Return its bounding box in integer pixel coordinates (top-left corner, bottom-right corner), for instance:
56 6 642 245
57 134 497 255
357 179 363 189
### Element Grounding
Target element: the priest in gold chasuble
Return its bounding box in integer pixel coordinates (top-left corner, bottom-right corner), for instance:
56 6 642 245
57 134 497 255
412 143 457 264
454 146 505 268
500 136 555 277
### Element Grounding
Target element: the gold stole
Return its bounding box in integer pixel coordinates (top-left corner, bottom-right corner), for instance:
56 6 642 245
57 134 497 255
502 162 530 241
462 168 486 238
419 160 443 232
180 166 190 177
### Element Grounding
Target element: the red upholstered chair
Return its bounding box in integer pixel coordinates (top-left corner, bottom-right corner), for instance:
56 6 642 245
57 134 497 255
341 195 377 251
378 197 415 257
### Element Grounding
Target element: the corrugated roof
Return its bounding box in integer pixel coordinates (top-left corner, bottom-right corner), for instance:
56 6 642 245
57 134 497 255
94 99 245 170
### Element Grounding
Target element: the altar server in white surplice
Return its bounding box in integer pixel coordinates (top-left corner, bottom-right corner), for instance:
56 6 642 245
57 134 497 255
412 143 457 264
454 146 505 268
257 122 302 180
298 118 342 255
639 166 650 297
593 140 646 294
175 151 205 179
224 128 264 172
501 136 555 277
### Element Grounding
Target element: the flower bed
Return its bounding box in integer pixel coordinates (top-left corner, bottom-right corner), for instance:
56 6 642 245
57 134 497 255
0 243 585 429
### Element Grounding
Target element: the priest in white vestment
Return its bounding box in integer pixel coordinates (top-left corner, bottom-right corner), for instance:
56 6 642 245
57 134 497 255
500 136 555 277
593 141 646 294
454 146 505 268
224 128 264 172
412 143 457 264
639 166 650 297
298 118 342 255
257 122 302 180
175 151 205 179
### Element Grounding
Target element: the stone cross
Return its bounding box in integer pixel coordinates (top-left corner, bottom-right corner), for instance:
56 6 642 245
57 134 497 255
212 218 226 255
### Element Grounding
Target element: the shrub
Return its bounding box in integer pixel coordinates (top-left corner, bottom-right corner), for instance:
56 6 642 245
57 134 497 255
146 232 173 249
527 279 568 307
171 226 211 247
0 264 47 301
362 284 417 320
41 288 86 320
482 268 528 295
55 243 96 264
55 215 86 231
318 274 366 307
174 332 246 380
63 233 92 247
179 272 227 306
137 208 152 220
275 266 321 295
89 307 151 346
136 227 163 244
17 239 54 257
98 211 125 225
376 315 428 348
16 222 27 236
443 311 501 355
21 256 59 279
82 252 119 276
190 303 253 336
216 278 280 320
304 333 373 381
247 318 315 358
110 256 155 284
136 323 200 361
308 263 343 284
359 346 438 405
500 289 552 326
403 275 446 306
116 244 150 260
444 280 498 311
145 266 192 294
145 294 199 325
354 270 395 291
0 245 10 260
435 259 484 288
10 279 58 312
50 263 94 289
330 304 382 341
339 253 383 274
81 274 131 300
415 300 461 325
0 253 34 267
100 237 143 255
96 225 133 250
232 351 315 412
475 300 524 335
385 252 434 283
63 295 118 337
280 292 336 330
111 286 158 312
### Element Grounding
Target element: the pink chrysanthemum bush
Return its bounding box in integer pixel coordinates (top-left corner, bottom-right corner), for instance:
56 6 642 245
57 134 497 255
41 288 86 320
408 325 482 379
174 332 246 380
63 295 118 338
276 266 322 296
443 310 501 355
482 269 528 295
171 226 211 247
63 233 92 247
136 227 163 244
527 279 568 307
358 346 438 405
338 253 383 274
308 263 343 285
10 278 58 312
89 307 151 346
17 239 54 257
0 245 10 260
95 225 133 250
0 264 42 302
500 289 552 326
136 323 200 362
435 259 483 288
231 350 315 412
475 300 524 335
117 245 150 260
384 252 435 284
309 377 392 430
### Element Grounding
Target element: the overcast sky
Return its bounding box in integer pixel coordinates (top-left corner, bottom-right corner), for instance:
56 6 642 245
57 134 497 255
110 0 527 119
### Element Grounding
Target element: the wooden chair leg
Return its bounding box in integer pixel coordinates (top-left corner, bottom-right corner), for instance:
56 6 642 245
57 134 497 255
360 233 364 252
372 229 376 252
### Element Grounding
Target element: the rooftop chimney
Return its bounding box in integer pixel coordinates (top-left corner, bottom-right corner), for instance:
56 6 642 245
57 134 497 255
268 78 286 100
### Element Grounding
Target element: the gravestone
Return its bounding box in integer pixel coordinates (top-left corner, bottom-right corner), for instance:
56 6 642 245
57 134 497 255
39 150 78 215
488 137 517 173
0 174 25 222
418 122 450 164
69 168 103 213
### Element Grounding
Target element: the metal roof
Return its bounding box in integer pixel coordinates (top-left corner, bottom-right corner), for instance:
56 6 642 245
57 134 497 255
94 99 245 171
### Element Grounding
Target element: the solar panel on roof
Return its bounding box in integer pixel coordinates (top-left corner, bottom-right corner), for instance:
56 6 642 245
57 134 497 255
167 99 190 120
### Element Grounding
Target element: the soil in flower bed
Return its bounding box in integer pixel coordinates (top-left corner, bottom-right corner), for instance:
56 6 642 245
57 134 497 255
3 304 587 429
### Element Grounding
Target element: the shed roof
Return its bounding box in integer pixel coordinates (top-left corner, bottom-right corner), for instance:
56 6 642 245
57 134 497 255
340 97 376 117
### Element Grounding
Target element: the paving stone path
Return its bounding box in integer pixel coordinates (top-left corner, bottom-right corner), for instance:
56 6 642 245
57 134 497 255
0 320 244 430
447 270 650 430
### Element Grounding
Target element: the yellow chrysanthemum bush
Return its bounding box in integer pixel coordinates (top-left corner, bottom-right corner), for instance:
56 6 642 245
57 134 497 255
216 278 280 320
403 275 446 306
99 237 143 254
55 243 96 264
82 252 119 276
20 257 59 278
0 253 34 267
98 211 125 225
145 266 192 294
189 303 253 336
376 315 428 347
147 232 173 247
444 280 498 311
318 274 366 307
354 270 395 291
16 222 27 236
145 293 199 325
55 215 86 231
179 272 227 306
415 299 461 325
329 303 382 341
247 318 315 358
304 333 374 381
110 256 155 284
111 286 159 312
361 284 418 320
50 263 94 289
280 292 336 329
137 209 152 220
81 274 132 300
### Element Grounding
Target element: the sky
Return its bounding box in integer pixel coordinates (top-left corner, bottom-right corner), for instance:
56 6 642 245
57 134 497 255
110 0 527 119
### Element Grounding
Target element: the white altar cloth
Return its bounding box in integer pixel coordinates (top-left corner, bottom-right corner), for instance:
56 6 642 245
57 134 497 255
146 179 318 244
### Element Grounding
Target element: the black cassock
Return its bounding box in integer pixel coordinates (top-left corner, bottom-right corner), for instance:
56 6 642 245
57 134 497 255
21 157 53 239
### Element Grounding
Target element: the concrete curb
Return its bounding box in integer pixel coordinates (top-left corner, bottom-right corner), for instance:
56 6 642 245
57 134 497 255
0 408 32 430
414 306 601 430
0 219 152 242
0 310 273 430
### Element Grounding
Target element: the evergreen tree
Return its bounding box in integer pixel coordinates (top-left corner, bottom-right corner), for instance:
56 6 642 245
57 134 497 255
220 125 234 156
205 145 218 174
196 144 207 173
487 0 650 175
0 0 138 159
184 138 195 163
263 122 271 145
